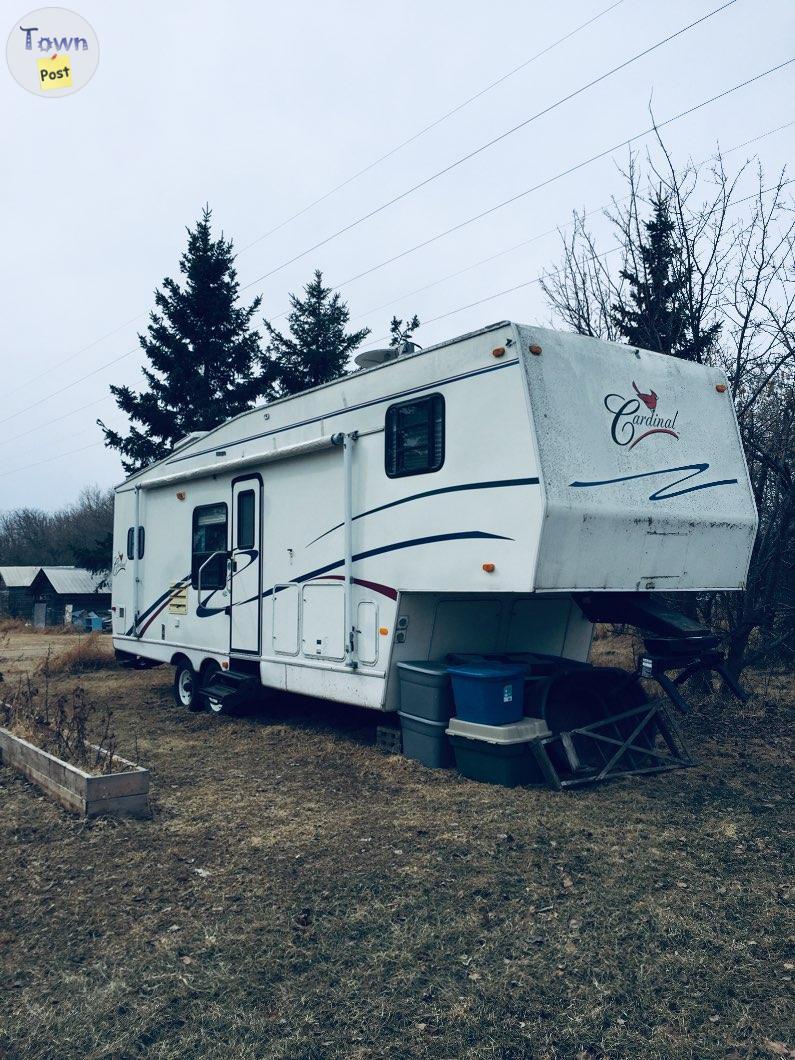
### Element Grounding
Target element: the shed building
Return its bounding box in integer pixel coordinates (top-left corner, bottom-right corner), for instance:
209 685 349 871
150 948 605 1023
0 566 40 621
29 567 111 627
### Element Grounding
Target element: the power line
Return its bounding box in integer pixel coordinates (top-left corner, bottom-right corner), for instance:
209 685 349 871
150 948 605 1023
343 117 795 326
3 56 788 437
3 313 145 403
0 441 103 479
235 0 626 255
16 119 790 451
0 347 138 428
0 395 111 449
363 176 794 346
240 0 739 291
1 3 627 407
6 178 792 483
322 57 795 312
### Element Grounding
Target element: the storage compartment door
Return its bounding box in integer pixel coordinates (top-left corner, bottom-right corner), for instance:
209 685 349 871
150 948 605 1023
302 583 345 661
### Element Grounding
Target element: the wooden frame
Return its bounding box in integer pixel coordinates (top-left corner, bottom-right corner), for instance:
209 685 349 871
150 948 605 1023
0 726 150 818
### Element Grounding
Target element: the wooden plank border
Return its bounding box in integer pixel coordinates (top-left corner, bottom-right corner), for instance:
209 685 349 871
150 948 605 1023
0 725 150 818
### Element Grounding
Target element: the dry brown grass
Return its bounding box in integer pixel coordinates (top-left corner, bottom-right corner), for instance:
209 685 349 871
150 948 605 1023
0 617 79 636
0 628 791 1060
34 632 113 675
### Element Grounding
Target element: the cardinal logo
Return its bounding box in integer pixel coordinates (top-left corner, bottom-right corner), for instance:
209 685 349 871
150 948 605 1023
632 382 658 411
603 384 680 448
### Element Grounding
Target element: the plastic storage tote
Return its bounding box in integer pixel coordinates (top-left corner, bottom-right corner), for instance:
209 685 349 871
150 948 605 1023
399 711 454 769
446 717 551 787
446 662 526 725
396 661 453 722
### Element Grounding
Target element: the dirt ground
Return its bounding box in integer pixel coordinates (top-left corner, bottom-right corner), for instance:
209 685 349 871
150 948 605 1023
0 630 792 1060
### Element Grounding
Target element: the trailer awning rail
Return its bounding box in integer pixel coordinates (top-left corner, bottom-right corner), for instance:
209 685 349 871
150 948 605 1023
136 434 336 490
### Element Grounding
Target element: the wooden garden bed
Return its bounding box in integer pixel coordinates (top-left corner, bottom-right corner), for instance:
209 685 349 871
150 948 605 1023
0 726 149 818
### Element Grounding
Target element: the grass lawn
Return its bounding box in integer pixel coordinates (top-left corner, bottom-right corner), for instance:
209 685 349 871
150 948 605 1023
0 630 792 1059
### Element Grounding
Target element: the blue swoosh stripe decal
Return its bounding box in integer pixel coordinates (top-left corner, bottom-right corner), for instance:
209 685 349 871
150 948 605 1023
197 530 513 616
124 575 190 636
570 463 738 501
307 477 540 546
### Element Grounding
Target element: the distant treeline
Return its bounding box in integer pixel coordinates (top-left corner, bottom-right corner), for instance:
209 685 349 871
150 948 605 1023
0 486 113 573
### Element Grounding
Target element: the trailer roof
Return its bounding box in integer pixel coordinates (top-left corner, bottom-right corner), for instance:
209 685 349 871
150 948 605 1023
117 321 514 489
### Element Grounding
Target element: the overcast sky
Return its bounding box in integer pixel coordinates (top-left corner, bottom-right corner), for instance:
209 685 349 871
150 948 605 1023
1 0 793 511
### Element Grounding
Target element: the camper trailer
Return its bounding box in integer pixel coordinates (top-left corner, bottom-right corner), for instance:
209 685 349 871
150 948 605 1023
111 322 757 778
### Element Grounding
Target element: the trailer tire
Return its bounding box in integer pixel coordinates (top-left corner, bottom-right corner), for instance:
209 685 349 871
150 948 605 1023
201 661 227 716
173 660 201 712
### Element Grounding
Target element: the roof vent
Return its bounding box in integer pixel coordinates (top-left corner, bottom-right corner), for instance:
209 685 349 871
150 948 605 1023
171 430 206 452
354 347 399 369
354 340 420 369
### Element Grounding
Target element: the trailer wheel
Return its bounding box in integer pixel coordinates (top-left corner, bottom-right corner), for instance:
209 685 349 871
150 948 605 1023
173 660 201 712
201 661 227 715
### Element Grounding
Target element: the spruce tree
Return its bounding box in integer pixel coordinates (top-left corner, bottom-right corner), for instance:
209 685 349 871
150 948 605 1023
261 270 370 396
389 314 421 351
99 207 267 473
611 192 720 362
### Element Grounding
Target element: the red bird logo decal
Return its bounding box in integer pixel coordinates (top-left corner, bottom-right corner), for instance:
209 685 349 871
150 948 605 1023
632 381 658 411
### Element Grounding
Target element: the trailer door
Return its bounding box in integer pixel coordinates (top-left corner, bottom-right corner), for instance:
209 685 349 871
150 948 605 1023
230 476 262 654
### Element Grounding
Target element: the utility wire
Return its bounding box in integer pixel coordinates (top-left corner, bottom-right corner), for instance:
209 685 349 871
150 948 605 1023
240 0 740 290
235 0 626 255
14 165 789 471
12 118 790 451
0 347 138 428
325 56 795 317
3 57 788 437
0 441 103 479
1 2 625 404
5 176 792 479
2 314 145 403
0 395 111 449
360 176 795 348
343 117 795 325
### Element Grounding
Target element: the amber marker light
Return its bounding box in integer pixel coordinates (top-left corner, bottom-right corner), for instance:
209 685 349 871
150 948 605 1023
482 563 495 573
379 627 389 636
716 384 727 393
529 344 542 355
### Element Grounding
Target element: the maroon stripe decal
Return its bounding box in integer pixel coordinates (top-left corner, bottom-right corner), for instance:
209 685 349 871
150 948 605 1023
308 575 398 600
628 427 679 449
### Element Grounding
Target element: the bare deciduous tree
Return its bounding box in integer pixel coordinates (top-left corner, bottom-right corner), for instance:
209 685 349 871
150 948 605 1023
541 135 795 674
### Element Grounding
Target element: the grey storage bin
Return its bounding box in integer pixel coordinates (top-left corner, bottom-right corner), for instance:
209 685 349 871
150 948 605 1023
399 711 454 769
446 717 551 787
396 661 453 722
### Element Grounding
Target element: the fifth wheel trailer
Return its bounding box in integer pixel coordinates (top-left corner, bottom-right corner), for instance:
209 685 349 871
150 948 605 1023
111 321 757 737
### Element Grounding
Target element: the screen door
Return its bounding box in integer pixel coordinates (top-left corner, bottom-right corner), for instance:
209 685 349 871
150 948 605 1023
230 476 262 654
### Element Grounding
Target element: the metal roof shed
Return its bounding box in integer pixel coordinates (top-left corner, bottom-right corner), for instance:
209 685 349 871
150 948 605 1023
30 567 111 628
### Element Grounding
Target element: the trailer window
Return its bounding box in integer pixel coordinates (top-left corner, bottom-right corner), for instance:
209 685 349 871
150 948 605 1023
385 393 445 477
237 490 256 550
192 503 228 590
127 526 145 559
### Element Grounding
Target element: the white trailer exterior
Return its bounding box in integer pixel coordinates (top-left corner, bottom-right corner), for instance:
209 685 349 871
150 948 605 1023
111 322 757 712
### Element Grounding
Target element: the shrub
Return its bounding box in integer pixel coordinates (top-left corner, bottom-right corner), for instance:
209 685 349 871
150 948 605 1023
37 633 112 675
